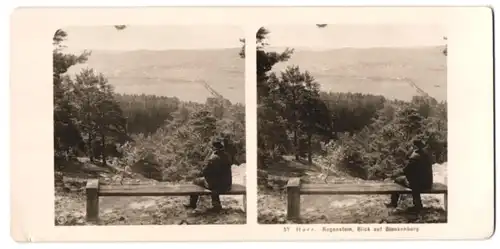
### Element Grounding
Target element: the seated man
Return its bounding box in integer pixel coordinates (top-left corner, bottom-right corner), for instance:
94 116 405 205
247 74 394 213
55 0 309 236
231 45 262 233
386 139 434 211
184 138 233 212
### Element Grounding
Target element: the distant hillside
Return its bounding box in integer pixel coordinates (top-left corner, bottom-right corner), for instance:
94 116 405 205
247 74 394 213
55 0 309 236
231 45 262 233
64 46 447 103
66 48 245 104
270 46 447 102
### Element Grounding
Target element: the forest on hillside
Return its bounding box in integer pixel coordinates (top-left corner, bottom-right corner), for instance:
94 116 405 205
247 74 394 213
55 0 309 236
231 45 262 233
254 27 448 182
53 29 246 184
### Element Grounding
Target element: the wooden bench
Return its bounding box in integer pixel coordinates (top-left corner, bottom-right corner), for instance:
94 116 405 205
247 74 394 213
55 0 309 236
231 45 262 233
286 177 448 220
85 179 246 222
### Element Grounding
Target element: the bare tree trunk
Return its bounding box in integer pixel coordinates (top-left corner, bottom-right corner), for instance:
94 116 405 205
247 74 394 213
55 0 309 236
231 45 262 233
88 134 94 162
307 133 312 164
294 129 299 160
101 131 106 166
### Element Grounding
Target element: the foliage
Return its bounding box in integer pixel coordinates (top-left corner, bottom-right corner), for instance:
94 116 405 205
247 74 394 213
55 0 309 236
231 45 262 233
53 29 90 161
319 99 447 180
256 27 447 181
114 94 180 136
54 30 128 165
117 100 246 182
320 92 386 135
70 69 129 164
53 29 246 181
256 27 294 100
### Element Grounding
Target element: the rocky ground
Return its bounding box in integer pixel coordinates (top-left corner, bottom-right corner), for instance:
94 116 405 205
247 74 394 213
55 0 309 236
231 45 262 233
54 160 246 226
257 158 447 224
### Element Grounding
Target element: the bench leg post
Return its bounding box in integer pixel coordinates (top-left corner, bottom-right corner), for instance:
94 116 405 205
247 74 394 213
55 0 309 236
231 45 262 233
444 193 448 212
86 179 100 224
242 192 246 213
287 178 301 221
243 175 246 213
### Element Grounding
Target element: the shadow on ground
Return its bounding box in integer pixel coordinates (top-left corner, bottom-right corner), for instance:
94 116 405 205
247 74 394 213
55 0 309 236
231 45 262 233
54 159 247 226
257 156 447 224
258 193 447 224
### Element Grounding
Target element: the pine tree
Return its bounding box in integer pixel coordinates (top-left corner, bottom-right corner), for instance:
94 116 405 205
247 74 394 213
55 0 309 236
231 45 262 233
71 69 128 165
53 29 90 162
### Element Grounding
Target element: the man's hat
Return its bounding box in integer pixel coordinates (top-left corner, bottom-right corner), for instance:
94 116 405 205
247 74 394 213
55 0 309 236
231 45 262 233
218 132 231 143
211 137 225 150
412 139 425 148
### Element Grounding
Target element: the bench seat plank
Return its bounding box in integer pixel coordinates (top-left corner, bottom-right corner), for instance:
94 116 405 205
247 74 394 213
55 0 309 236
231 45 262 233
99 183 246 196
300 182 447 195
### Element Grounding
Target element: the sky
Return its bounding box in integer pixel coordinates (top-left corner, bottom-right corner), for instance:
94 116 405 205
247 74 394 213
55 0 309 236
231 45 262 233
61 25 244 53
264 24 447 50
61 24 446 52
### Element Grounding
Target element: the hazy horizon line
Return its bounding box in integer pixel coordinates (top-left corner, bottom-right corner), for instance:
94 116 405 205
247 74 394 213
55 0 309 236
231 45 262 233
266 44 445 51
61 46 242 54
63 44 444 54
